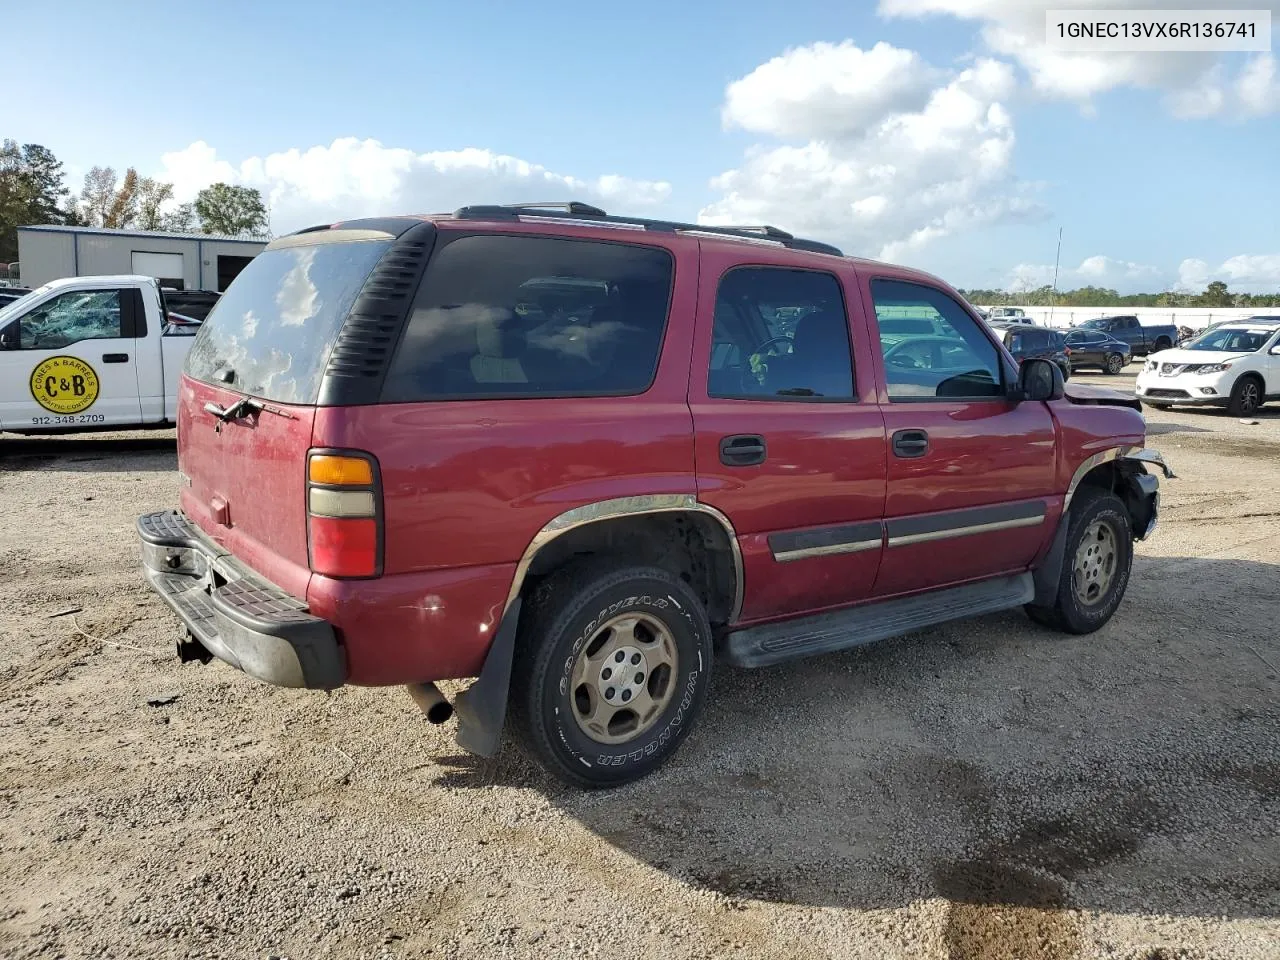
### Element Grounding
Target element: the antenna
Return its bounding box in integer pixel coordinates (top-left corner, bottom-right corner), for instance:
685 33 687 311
1048 226 1063 328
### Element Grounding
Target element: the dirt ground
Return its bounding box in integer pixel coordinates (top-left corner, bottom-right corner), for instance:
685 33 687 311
1 370 1277 960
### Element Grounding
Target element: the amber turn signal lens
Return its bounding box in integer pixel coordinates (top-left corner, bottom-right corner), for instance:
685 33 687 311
309 454 374 486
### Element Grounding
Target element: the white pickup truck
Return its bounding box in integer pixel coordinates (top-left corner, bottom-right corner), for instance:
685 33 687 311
0 275 198 434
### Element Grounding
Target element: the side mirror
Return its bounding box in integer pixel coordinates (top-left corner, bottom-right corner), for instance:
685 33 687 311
1019 357 1064 402
1271 345 1280 355
0 327 13 350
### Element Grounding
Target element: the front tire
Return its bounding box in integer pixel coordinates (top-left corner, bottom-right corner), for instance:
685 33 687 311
1227 375 1263 417
509 560 713 789
1025 489 1133 635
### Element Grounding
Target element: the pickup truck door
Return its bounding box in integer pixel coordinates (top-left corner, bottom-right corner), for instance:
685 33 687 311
859 275 1058 597
0 286 144 429
690 251 887 622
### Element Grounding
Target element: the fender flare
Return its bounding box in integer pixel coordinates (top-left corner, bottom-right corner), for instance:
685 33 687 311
452 495 743 758
1034 446 1174 606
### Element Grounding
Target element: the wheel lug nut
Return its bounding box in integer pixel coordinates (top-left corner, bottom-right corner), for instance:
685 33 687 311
621 689 632 702
602 668 612 680
605 687 616 700
630 653 641 665
635 672 644 684
615 651 625 663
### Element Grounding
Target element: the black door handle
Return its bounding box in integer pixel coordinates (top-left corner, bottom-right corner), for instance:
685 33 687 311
720 434 767 466
102 353 129 363
892 429 929 458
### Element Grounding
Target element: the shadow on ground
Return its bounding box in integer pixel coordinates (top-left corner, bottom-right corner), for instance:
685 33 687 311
0 436 176 473
439 555 1280 953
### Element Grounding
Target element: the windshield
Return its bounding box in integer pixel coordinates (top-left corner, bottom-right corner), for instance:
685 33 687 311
1079 318 1112 330
185 238 391 403
1184 327 1274 352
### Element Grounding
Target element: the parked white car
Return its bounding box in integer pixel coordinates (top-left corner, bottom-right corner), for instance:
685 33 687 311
0 275 198 433
988 306 1032 323
1135 320 1280 417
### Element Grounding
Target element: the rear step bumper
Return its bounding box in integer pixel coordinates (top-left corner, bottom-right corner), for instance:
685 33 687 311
137 510 345 690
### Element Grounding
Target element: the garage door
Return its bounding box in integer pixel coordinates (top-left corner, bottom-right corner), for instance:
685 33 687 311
131 252 185 289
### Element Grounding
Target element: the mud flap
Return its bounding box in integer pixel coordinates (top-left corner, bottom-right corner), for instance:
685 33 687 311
453 597 522 758
1031 517 1070 608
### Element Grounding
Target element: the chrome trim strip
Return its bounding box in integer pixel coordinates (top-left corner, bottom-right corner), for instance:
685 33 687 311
773 538 881 563
887 514 1045 548
501 494 745 625
1064 446 1175 511
266 228 392 249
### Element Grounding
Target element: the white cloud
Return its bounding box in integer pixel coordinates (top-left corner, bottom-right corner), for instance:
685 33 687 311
878 0 1280 116
702 52 1044 260
722 40 942 139
156 138 671 233
1007 254 1160 290
1179 254 1280 291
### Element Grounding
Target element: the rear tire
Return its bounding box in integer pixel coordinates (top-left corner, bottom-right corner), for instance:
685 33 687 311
1105 353 1124 374
1227 375 1263 417
1153 337 1172 352
1025 488 1133 635
509 560 713 789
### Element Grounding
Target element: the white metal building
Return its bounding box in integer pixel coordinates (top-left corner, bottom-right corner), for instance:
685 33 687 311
16 225 267 292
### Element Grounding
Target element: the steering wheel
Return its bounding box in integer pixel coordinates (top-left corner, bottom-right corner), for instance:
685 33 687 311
888 352 920 369
754 335 794 357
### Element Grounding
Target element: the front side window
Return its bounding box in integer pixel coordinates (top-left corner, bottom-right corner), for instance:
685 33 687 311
382 235 673 401
871 279 1004 401
706 267 854 401
17 290 122 350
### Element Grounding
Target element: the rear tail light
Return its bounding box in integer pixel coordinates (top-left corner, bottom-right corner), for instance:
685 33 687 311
307 450 382 578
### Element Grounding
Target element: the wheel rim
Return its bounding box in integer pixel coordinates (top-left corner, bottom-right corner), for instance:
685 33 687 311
568 612 679 744
1072 519 1118 607
1108 354 1122 373
1239 381 1259 414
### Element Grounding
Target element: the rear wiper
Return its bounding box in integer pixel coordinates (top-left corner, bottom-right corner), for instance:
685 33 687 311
203 396 294 432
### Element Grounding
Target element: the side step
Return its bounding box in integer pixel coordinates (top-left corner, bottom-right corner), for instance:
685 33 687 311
724 573 1034 668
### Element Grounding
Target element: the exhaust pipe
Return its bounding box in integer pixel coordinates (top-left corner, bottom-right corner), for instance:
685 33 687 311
407 682 454 724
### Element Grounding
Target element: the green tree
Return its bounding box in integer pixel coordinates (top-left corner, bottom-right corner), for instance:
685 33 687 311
162 201 196 233
0 140 71 262
193 182 268 237
136 177 175 231
78 166 120 227
1198 280 1232 307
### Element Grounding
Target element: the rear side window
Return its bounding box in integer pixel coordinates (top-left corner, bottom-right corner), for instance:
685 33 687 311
871 279 1004 401
381 235 673 401
185 239 392 404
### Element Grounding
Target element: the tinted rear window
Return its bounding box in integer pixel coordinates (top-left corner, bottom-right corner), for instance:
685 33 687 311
380 235 673 401
185 239 391 403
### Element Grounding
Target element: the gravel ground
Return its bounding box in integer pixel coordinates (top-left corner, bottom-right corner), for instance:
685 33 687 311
1 371 1277 960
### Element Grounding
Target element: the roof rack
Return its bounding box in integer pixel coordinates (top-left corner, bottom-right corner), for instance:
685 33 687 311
452 202 843 256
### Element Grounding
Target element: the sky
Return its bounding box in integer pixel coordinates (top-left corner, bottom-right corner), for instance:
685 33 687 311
9 0 1280 293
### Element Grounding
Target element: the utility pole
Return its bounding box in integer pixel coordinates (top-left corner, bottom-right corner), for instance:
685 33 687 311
1049 226 1063 327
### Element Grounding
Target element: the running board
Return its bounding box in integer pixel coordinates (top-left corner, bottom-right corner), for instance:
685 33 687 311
724 573 1034 668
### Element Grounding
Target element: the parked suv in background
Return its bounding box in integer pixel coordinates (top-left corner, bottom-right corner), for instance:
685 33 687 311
137 203 1171 788
990 322 1071 381
1136 319 1280 416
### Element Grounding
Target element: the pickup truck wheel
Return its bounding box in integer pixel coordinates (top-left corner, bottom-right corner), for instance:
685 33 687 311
1105 353 1124 374
1025 488 1133 635
509 560 713 789
1227 375 1263 417
1153 337 1172 352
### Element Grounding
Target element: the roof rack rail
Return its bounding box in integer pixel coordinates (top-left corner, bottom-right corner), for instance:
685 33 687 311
451 203 843 256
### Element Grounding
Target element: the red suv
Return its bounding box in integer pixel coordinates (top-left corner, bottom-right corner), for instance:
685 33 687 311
138 203 1172 788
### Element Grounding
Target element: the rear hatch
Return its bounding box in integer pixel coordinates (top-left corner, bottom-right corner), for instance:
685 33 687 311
177 232 400 597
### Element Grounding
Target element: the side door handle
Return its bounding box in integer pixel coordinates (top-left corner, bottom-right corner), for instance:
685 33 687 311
891 428 929 459
102 353 129 363
719 434 767 467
